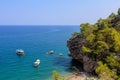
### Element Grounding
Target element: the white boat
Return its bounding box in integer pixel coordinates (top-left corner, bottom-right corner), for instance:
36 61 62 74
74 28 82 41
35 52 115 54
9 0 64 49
16 49 24 55
47 50 54 54
58 53 63 56
34 59 40 67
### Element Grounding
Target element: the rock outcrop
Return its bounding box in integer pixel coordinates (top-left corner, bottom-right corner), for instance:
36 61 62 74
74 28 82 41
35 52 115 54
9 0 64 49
67 36 97 72
83 56 97 72
67 8 120 80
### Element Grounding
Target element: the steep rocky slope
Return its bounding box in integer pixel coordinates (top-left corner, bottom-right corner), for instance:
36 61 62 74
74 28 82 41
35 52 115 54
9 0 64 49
67 8 120 80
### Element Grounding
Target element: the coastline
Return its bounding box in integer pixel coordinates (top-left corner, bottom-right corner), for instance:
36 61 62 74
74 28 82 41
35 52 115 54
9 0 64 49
66 72 98 80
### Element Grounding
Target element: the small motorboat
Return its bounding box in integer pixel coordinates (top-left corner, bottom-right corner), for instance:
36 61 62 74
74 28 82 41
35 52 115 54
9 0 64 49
16 49 24 55
58 53 63 56
34 59 40 67
47 50 54 54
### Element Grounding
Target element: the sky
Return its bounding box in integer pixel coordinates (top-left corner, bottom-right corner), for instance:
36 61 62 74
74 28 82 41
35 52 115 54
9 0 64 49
0 0 120 25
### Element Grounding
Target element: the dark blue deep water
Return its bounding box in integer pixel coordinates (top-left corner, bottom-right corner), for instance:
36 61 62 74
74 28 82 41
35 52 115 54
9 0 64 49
0 25 79 80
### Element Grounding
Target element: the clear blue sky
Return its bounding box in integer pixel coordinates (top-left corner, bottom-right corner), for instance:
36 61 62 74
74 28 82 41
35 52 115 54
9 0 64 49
0 0 120 25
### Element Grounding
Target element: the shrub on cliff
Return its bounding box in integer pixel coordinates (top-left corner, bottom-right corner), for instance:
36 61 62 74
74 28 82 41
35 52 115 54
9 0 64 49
96 61 117 80
52 70 65 80
82 8 120 79
72 32 80 38
118 8 120 15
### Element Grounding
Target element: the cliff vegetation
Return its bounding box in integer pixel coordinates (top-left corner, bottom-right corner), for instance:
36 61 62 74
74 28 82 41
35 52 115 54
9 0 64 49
67 8 120 80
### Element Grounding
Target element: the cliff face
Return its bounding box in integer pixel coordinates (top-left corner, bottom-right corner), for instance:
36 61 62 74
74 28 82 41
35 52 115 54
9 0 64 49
67 36 97 72
67 9 120 78
67 36 84 62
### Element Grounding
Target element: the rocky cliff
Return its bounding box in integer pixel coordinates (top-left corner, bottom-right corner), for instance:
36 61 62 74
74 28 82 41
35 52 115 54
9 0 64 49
67 8 120 80
67 35 97 72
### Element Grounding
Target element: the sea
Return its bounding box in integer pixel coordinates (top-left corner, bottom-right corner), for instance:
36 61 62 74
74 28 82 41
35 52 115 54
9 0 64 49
0 25 80 80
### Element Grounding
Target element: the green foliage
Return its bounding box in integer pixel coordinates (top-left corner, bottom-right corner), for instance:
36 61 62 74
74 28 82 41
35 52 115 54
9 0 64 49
94 41 108 54
72 32 80 38
97 18 111 30
80 23 91 37
52 70 59 80
111 15 120 31
97 41 108 49
80 8 120 79
113 41 120 52
52 70 65 80
80 23 98 38
86 78 95 80
96 61 117 80
96 27 120 50
109 13 116 18
118 76 120 80
69 8 120 80
118 8 120 15
105 28 120 52
86 33 95 44
82 46 92 54
95 33 104 41
106 54 120 69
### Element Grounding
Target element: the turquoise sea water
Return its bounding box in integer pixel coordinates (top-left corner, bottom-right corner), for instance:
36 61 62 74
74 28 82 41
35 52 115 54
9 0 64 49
0 25 79 80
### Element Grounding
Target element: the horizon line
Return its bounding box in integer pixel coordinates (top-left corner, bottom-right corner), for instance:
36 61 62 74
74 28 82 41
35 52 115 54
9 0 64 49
0 24 80 26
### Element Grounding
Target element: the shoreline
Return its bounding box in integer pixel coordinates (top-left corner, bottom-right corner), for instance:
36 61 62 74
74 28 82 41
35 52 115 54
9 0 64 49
66 72 98 80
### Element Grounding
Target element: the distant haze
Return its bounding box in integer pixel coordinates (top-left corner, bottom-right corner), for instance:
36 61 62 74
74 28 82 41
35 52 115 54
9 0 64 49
0 0 120 25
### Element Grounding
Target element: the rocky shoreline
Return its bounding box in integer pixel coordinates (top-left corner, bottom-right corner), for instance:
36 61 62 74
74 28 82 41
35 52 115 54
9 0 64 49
66 72 97 80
